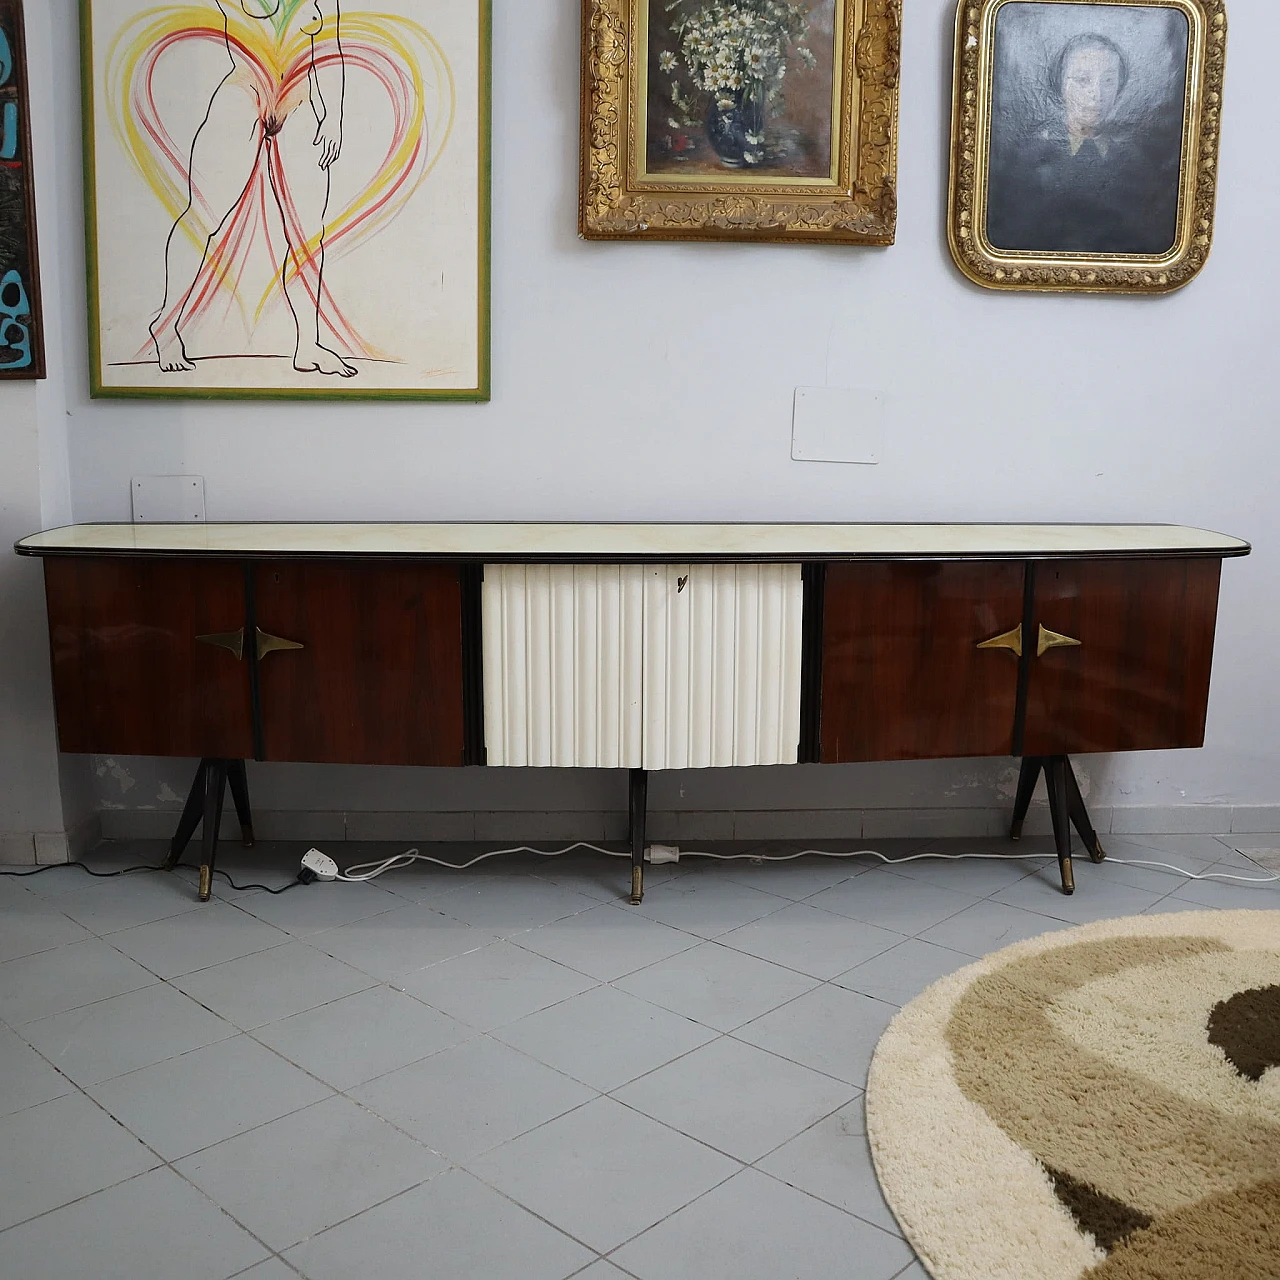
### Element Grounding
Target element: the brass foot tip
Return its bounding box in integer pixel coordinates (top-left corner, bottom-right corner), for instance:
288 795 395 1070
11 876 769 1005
198 865 212 902
1009 821 1023 842
241 827 256 849
1060 865 1076 895
630 867 643 906
1090 842 1106 863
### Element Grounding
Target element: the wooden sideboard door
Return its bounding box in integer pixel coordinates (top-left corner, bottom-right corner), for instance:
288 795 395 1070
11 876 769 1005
253 561 468 766
819 562 1026 762
1022 558 1222 755
44 558 254 757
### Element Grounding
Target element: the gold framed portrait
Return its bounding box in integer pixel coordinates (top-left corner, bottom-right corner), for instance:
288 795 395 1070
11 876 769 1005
579 0 901 244
948 0 1226 293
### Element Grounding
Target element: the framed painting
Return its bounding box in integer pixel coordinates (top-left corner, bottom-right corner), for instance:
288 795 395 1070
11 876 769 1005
0 0 44 379
579 0 901 244
81 0 490 400
949 0 1225 293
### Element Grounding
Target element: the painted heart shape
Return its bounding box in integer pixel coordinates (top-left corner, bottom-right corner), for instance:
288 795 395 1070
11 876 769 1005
104 2 455 355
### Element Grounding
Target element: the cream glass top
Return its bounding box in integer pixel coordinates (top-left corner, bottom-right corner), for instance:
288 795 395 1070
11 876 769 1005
15 523 1250 560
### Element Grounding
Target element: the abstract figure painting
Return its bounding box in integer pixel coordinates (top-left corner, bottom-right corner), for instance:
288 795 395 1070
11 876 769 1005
580 0 900 244
949 0 1225 294
0 0 43 379
82 0 490 399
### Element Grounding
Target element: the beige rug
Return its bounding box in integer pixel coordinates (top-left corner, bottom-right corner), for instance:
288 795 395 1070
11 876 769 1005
865 910 1280 1280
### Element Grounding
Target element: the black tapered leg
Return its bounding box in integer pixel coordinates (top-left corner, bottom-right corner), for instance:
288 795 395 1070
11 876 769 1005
198 760 228 903
1010 756 1043 841
628 768 648 905
1065 758 1105 863
1045 756 1075 895
163 760 209 870
227 759 256 848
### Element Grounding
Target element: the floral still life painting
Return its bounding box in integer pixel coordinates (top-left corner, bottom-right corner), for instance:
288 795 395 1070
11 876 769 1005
580 0 900 244
646 1 834 177
82 0 490 400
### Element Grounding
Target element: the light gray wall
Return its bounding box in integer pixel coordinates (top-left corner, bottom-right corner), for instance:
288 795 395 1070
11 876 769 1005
19 0 1280 837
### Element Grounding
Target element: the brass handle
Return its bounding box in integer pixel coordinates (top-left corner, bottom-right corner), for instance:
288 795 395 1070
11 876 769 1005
1037 625 1082 658
256 628 305 660
196 629 245 661
977 624 1022 658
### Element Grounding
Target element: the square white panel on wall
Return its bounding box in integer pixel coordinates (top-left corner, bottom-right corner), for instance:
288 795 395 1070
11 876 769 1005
791 386 885 464
131 475 206 522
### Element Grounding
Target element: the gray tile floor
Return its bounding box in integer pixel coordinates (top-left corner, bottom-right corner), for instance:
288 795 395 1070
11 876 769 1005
0 832 1276 1279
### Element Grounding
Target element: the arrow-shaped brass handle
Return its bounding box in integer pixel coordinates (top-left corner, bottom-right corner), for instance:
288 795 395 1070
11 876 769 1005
1037 625 1082 658
977 624 1023 658
256 628 305 661
196 629 245 661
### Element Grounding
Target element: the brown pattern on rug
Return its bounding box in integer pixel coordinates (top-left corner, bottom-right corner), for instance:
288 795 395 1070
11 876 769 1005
943 935 1280 1214
1206 984 1280 1082
1045 1167 1152 1253
1085 1179 1280 1279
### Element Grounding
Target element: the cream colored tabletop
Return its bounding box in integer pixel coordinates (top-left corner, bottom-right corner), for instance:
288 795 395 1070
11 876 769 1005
15 522 1251 561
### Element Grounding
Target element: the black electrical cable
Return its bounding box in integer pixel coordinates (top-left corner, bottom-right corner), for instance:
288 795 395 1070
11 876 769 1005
0 860 307 894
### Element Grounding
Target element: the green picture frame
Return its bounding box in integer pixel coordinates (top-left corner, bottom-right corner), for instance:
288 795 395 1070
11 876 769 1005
81 0 491 401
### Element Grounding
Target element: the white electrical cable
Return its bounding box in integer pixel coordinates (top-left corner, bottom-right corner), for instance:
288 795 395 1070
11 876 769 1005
332 842 1280 885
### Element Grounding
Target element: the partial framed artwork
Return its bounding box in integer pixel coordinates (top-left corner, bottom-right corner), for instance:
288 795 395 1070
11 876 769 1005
579 0 901 244
81 0 490 400
0 0 44 379
949 0 1225 293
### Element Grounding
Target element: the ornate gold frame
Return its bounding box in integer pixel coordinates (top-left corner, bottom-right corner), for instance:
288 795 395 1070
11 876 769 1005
579 0 901 244
948 0 1226 293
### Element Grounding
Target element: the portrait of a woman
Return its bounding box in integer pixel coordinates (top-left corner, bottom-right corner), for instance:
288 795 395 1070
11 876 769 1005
985 3 1190 256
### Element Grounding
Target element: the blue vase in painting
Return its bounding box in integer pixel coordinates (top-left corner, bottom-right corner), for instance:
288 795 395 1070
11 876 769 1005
705 80 766 168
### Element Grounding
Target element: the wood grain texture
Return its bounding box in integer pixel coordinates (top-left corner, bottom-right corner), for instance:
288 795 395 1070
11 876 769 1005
254 561 466 766
820 561 1025 762
1023 559 1222 755
44 558 253 757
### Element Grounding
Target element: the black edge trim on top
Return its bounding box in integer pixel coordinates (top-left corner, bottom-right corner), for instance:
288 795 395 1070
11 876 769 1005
1011 561 1036 758
13 546 1254 563
799 562 826 764
459 564 486 766
243 563 266 762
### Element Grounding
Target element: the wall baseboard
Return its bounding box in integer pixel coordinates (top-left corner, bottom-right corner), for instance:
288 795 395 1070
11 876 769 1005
0 814 101 866
92 803 1265 846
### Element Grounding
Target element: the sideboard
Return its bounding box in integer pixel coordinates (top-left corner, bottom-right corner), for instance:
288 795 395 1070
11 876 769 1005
16 523 1249 903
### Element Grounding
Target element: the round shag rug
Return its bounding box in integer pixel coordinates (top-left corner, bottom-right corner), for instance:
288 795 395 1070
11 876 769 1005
865 910 1280 1280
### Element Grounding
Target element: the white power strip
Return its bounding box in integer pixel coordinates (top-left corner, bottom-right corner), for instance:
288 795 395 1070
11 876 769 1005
302 849 339 881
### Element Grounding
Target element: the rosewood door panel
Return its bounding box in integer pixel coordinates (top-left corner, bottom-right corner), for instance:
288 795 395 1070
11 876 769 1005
820 561 1025 762
1022 558 1221 755
254 561 467 766
44 558 253 757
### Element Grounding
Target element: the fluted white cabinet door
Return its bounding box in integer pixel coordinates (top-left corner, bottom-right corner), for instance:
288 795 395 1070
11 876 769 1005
641 564 803 769
482 564 644 767
482 562 803 769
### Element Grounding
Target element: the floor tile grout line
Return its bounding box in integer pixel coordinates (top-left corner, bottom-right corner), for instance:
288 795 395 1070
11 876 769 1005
747 1161 910 1243
0 1083 284 1269
598 1077 863 1174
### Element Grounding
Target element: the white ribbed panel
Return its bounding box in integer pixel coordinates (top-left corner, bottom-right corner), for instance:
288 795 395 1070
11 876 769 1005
483 562 802 769
482 565 644 767
641 564 803 770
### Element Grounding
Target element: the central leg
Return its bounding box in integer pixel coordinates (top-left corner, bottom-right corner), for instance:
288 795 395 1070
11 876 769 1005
629 768 648 905
198 760 229 903
1045 756 1075 895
